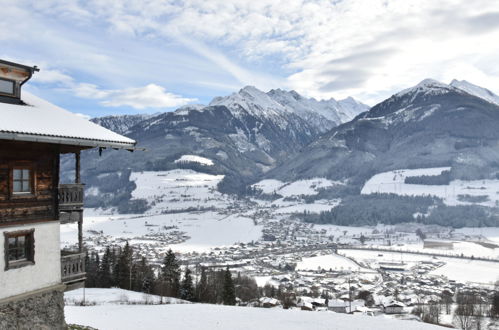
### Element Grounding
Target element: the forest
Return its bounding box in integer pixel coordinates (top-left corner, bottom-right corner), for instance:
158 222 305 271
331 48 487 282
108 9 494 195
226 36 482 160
298 193 499 228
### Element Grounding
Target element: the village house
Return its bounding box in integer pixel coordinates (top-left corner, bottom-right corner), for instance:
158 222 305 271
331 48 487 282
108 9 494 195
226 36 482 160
0 59 137 329
382 300 406 314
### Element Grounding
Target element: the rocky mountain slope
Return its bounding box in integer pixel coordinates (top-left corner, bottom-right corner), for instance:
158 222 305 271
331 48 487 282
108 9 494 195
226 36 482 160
268 79 499 191
68 87 367 205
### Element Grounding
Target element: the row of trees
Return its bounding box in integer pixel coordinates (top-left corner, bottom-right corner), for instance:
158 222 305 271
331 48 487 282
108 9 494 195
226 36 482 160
404 170 451 185
298 193 499 228
84 244 258 305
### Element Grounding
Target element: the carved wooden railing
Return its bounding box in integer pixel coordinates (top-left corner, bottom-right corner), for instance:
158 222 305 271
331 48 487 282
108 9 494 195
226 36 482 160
61 251 86 285
59 184 84 212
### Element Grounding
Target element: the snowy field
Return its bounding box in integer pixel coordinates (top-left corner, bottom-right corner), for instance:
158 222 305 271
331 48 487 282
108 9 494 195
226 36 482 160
430 259 499 285
400 241 499 259
253 178 341 197
130 170 228 213
65 288 188 305
456 227 499 244
175 154 214 166
361 167 499 207
296 254 364 272
61 211 263 253
66 300 442 330
341 249 499 285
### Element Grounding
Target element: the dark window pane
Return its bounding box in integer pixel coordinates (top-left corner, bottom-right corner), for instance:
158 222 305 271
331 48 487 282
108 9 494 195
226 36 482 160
8 237 16 249
17 247 26 260
8 249 17 261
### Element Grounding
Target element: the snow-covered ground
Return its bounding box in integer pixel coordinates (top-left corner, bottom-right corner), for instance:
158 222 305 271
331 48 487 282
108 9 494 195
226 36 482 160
455 227 499 244
430 259 499 285
61 211 263 253
65 288 188 305
65 298 442 330
296 254 364 272
253 178 341 197
361 167 499 207
175 155 214 166
341 249 499 285
401 241 499 259
130 170 227 213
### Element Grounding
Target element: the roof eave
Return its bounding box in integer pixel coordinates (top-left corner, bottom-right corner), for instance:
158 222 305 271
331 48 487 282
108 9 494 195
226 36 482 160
0 132 141 151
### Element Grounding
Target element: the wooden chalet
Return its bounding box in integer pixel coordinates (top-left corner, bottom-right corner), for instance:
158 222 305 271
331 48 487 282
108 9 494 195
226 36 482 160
0 59 137 329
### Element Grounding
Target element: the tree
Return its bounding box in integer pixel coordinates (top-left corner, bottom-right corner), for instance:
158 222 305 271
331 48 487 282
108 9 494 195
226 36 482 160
222 267 236 305
114 241 133 289
415 228 426 240
491 281 499 319
441 290 453 315
98 246 113 288
454 292 477 330
233 272 259 302
196 267 209 303
180 268 195 301
161 249 180 298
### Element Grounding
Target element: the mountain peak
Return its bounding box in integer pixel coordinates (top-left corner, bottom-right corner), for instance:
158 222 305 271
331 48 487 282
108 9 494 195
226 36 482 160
395 78 453 99
450 79 499 106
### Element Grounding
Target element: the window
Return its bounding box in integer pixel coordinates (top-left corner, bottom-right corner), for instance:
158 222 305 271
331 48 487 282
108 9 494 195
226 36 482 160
12 168 31 194
0 78 15 96
4 229 35 270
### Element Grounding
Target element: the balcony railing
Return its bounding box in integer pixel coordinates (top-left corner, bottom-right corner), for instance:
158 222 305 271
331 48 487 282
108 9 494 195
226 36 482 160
59 183 84 212
61 251 86 289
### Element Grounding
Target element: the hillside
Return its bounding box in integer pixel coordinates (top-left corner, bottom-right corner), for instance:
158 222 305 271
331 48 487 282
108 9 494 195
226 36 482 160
62 86 366 205
269 79 499 186
65 290 443 330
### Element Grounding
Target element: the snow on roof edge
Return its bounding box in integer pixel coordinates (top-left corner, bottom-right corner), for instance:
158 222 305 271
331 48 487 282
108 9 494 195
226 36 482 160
0 92 137 149
0 131 137 150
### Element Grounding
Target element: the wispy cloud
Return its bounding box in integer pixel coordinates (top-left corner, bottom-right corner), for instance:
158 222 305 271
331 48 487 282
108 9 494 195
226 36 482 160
73 83 197 109
2 0 499 110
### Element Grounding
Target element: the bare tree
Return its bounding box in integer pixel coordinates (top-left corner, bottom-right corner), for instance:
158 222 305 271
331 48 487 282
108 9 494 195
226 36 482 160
454 292 477 330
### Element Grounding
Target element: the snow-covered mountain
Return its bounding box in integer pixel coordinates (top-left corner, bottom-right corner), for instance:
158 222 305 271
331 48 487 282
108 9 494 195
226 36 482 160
268 78 499 188
91 114 154 135
211 86 368 132
450 79 499 106
68 86 367 202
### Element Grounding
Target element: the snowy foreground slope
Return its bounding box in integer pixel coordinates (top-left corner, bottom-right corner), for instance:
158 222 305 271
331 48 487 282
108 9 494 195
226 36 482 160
65 298 442 330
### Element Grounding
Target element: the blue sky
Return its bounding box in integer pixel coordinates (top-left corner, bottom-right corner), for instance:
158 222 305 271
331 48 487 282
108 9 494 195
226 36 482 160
2 0 499 118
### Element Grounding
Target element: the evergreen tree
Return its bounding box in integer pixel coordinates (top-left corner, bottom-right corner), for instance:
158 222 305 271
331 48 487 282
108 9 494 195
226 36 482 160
197 267 209 303
180 268 195 301
114 242 133 289
98 246 113 288
161 249 180 298
222 267 236 305
134 256 154 294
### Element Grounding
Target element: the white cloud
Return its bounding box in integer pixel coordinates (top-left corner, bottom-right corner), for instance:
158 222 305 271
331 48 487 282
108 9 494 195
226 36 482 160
73 83 196 109
3 0 499 107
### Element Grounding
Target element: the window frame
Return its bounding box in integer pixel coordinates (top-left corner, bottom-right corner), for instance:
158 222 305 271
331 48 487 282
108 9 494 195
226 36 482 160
4 229 35 270
9 163 36 198
0 77 17 98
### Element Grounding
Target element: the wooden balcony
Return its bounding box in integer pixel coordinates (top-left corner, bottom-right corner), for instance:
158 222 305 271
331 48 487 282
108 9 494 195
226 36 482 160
59 183 84 212
61 251 86 291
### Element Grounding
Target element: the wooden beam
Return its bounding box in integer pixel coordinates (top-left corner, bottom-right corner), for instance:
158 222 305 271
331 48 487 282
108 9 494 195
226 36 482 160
75 151 81 184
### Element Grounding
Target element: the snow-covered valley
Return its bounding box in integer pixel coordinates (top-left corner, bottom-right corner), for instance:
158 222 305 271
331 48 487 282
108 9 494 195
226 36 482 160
62 164 499 330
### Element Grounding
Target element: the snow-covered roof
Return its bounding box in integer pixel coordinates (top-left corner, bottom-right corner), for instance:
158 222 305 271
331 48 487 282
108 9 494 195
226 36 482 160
0 92 136 149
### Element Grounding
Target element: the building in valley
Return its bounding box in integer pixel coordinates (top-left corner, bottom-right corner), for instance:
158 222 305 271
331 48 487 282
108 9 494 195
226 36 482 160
0 59 137 329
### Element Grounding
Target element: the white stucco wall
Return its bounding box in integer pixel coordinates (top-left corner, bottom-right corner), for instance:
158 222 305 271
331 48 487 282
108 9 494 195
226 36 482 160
0 221 61 300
